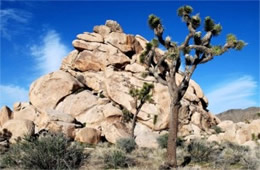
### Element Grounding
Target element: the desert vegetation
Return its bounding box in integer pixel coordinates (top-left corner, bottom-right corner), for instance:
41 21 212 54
1 132 259 170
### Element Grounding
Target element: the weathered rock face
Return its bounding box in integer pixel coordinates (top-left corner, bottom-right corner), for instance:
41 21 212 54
0 20 225 147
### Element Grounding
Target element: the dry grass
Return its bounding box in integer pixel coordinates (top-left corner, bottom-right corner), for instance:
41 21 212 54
79 139 260 170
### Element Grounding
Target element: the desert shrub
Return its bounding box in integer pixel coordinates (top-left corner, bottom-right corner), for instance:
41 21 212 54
212 125 222 134
116 137 136 153
213 141 250 168
157 134 168 149
187 139 214 162
157 134 184 149
103 148 133 169
1 133 85 170
240 151 259 170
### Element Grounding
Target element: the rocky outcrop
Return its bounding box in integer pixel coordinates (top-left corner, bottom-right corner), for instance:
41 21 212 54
0 20 222 147
207 120 260 147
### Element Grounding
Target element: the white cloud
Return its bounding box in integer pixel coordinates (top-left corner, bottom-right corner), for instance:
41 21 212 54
30 30 69 75
0 84 28 108
0 8 31 39
206 75 257 114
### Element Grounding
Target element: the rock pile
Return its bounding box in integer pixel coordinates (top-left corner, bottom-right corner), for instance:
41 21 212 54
0 20 221 148
208 119 260 148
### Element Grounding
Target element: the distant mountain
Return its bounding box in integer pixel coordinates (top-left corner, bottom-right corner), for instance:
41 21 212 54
216 107 260 123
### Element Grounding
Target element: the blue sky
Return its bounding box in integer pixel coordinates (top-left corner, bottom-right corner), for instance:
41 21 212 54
0 1 259 114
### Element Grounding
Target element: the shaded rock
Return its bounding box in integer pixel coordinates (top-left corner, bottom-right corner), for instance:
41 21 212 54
2 119 34 143
0 106 13 127
29 70 83 112
75 127 101 144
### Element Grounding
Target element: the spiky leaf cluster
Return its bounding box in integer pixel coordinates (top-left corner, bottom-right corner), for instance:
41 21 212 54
191 14 201 29
212 24 222 36
129 83 154 103
148 14 161 29
177 5 193 16
204 16 215 32
226 34 237 44
140 42 152 63
194 31 202 45
211 46 222 56
204 16 222 36
226 34 246 50
234 40 246 50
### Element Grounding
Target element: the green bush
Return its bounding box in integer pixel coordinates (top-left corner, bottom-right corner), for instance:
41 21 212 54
157 134 168 148
1 133 86 169
116 137 136 153
157 133 184 149
187 139 214 162
212 125 222 134
103 148 129 169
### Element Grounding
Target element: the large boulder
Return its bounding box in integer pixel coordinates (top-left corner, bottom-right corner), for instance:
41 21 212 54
56 90 99 117
75 127 101 144
1 119 35 143
102 121 131 144
0 106 13 127
29 70 83 112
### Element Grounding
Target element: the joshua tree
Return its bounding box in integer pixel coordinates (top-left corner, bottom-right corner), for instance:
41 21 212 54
141 5 246 168
129 82 154 138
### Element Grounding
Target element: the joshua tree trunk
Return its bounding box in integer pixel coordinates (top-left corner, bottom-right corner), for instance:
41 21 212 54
167 92 181 167
131 100 144 138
